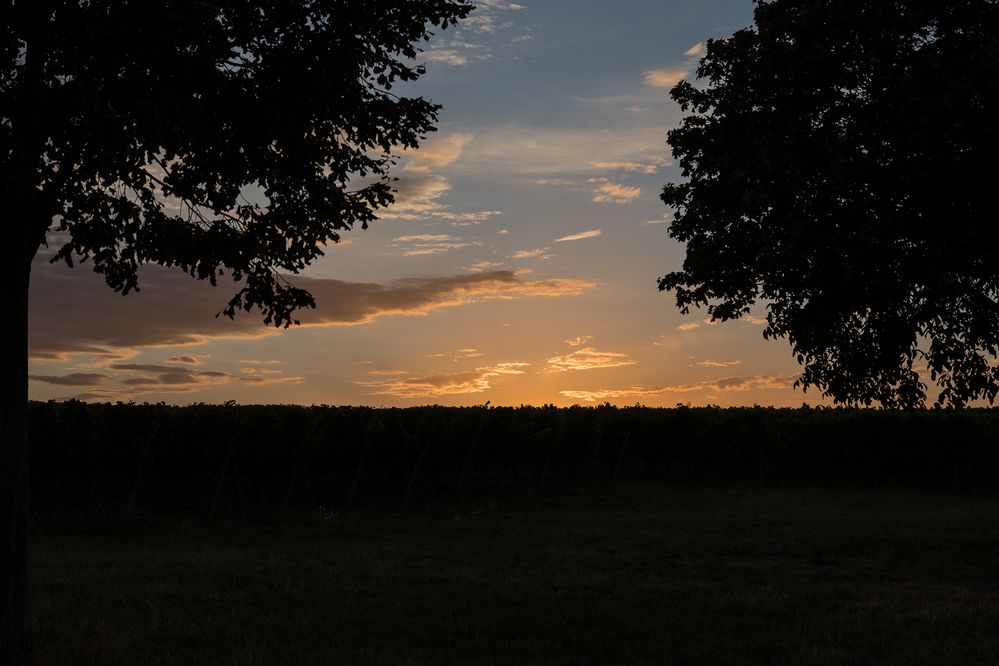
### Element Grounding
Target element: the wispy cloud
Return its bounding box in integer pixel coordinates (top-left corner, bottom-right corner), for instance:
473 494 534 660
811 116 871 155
426 348 488 362
546 347 637 373
554 229 602 243
423 0 529 66
166 353 210 365
533 178 577 187
589 160 667 174
392 234 477 256
462 127 667 176
378 175 501 224
645 213 673 225
592 183 641 204
467 260 504 272
240 375 304 386
644 43 705 89
478 0 525 9
643 68 689 88
436 210 504 226
424 49 473 66
678 316 765 332
565 336 592 347
685 42 706 57
404 133 472 173
358 362 530 398
509 248 552 260
560 375 797 402
694 359 742 368
379 175 451 219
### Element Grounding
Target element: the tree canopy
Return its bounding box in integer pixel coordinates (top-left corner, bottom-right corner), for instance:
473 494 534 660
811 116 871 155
660 0 999 408
3 0 472 324
1 0 471 648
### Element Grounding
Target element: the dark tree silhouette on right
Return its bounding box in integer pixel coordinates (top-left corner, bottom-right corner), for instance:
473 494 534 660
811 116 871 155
660 0 999 408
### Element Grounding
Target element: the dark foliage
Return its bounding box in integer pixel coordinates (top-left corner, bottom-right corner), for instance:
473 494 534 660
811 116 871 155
1 1 471 648
660 0 999 407
4 0 472 322
27 402 999 515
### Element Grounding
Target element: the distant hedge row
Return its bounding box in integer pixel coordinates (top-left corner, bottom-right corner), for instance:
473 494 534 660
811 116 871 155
26 402 999 514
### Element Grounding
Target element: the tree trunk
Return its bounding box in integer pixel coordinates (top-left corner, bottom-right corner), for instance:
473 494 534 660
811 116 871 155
1 198 43 656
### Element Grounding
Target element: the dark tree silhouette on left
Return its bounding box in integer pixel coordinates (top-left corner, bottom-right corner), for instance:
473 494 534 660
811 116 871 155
0 0 472 653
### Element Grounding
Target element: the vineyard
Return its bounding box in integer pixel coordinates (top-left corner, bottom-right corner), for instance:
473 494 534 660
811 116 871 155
27 402 999 516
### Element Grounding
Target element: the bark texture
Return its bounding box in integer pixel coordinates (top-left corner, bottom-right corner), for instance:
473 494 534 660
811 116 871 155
1 194 43 657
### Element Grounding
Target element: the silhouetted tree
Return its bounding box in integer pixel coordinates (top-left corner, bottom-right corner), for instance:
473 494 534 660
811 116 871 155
661 0 999 408
1 0 471 648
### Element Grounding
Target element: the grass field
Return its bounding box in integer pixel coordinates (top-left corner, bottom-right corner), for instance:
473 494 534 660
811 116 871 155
24 483 999 665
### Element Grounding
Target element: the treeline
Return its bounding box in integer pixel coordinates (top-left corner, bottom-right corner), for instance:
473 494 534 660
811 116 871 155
27 402 999 515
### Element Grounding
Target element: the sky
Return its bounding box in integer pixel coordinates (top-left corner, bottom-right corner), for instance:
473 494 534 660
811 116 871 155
27 0 822 408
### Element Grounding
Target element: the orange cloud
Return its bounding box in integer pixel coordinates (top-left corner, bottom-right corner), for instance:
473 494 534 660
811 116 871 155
509 248 552 260
467 260 504 272
392 233 477 256
554 229 602 243
29 263 595 360
694 359 742 368
643 68 689 88
377 175 451 220
592 183 641 204
240 375 304 386
546 347 637 372
358 362 530 398
403 133 472 173
560 375 797 402
685 42 706 57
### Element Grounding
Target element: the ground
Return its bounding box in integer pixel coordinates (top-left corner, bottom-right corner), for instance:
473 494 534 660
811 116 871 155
25 483 999 664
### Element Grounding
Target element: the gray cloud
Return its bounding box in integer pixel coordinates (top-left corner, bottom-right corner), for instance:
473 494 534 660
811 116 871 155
29 260 593 360
112 364 230 387
28 373 109 387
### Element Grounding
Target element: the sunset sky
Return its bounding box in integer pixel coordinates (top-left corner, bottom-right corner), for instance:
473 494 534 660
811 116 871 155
27 0 820 408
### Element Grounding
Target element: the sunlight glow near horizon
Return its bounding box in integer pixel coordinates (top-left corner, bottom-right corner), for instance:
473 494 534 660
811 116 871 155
27 0 821 408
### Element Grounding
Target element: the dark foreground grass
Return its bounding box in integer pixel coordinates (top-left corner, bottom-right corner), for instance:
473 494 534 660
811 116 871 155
24 483 999 665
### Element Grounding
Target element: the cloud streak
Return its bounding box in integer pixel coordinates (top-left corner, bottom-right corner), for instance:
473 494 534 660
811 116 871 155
392 233 477 256
695 359 742 368
560 375 797 402
546 347 637 372
29 373 109 387
29 262 594 360
554 229 602 243
358 362 530 398
462 126 668 176
589 160 666 174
